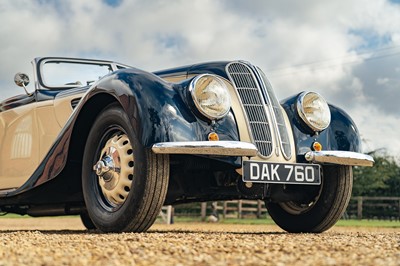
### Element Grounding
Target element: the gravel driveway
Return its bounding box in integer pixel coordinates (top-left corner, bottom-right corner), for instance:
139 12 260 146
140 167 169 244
0 217 399 266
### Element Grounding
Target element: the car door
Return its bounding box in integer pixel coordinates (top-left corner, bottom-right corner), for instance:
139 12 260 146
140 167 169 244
0 95 40 189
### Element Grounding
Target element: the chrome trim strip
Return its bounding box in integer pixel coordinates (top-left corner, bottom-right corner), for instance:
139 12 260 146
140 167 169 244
152 141 258 157
0 188 17 197
305 151 374 167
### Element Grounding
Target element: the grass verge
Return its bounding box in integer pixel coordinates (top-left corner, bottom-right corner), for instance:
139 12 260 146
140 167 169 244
172 216 400 228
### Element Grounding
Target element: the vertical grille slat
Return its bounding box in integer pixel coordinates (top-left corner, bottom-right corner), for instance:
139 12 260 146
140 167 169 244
227 63 273 157
227 62 292 159
259 71 292 159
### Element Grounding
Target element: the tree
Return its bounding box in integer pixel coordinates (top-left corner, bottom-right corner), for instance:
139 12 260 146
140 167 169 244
352 152 400 197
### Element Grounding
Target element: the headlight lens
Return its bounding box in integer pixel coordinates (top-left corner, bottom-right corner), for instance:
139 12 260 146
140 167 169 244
190 74 231 120
297 91 331 132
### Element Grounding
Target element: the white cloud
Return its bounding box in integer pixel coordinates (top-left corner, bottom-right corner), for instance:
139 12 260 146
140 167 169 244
377 77 390 85
0 0 399 155
349 103 400 155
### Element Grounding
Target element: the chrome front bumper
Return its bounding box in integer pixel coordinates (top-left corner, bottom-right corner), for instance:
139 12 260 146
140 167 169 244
305 151 374 167
152 141 374 167
152 141 258 157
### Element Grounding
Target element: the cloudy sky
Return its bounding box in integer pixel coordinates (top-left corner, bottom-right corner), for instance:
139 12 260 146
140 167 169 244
1 0 399 157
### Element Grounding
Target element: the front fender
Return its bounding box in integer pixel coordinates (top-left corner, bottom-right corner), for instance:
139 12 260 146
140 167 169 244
281 94 362 163
94 68 240 148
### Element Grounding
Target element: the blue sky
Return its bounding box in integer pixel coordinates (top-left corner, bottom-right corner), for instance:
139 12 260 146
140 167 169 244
103 0 122 7
0 0 399 156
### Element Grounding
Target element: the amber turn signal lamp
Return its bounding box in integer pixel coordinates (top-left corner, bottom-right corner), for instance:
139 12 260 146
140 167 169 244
208 132 219 141
312 141 323 151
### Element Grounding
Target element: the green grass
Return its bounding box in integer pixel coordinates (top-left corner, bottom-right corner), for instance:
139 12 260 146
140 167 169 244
0 213 77 219
0 213 26 218
218 218 276 225
335 219 400 228
173 216 400 228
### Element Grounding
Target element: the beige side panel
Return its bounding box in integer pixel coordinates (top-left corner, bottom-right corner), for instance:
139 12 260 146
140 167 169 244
53 94 84 127
0 98 69 189
0 116 5 147
280 105 296 163
223 79 253 144
0 105 39 189
35 105 62 162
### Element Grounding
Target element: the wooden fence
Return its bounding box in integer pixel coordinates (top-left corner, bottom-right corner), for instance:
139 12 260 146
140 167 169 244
346 196 400 220
168 197 400 221
200 200 267 220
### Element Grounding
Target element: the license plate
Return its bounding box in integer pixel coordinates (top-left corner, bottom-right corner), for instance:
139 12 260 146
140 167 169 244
242 161 321 185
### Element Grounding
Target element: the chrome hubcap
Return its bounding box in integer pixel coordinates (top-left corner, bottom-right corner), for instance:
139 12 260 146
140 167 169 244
93 134 134 206
94 155 116 181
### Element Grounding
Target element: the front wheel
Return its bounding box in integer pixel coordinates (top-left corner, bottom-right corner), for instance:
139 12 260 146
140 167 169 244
82 103 169 233
266 165 352 233
80 212 96 230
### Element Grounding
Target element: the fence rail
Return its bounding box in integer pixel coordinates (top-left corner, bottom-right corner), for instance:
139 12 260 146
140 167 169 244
347 196 400 220
202 200 267 220
165 197 400 222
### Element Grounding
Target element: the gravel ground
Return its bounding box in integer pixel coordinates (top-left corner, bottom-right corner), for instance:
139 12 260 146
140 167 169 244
0 217 399 266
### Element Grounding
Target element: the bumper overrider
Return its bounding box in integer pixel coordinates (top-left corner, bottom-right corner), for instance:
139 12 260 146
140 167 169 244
152 141 374 167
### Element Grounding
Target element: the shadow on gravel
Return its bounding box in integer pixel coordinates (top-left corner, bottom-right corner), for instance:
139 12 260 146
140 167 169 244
148 230 286 235
0 230 89 234
0 229 286 235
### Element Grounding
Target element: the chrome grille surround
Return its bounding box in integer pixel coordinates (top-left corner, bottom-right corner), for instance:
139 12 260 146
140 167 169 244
226 62 273 157
226 61 292 159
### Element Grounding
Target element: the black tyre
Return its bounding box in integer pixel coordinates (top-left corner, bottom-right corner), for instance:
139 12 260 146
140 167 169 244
266 165 352 233
82 103 169 233
80 212 96 230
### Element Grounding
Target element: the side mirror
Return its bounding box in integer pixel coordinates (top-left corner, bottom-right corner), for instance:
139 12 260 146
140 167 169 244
14 72 30 87
14 73 31 95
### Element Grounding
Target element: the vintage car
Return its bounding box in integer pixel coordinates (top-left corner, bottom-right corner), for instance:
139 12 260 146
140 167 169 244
0 57 373 233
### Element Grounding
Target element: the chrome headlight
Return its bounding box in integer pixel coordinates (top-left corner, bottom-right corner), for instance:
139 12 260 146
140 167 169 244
190 74 231 120
297 91 331 132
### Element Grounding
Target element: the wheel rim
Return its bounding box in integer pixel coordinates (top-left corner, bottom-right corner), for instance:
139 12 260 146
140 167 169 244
278 176 324 215
93 131 134 208
279 200 318 215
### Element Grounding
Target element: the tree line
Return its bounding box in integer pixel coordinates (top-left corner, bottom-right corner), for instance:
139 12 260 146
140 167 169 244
353 151 400 197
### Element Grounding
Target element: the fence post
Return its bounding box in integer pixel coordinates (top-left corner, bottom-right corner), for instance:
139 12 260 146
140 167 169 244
238 200 242 219
357 196 363 220
201 202 207 222
223 201 227 219
166 206 172 225
257 200 262 218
